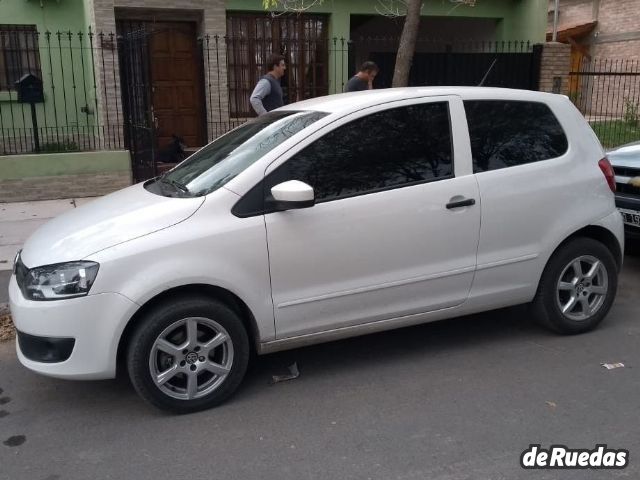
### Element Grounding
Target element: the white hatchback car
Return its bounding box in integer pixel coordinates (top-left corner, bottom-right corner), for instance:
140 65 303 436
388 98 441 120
10 87 624 413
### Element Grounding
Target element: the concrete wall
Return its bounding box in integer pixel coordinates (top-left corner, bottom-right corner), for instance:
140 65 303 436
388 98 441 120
0 150 132 202
549 0 640 59
593 0 640 60
552 0 594 32
538 41 571 94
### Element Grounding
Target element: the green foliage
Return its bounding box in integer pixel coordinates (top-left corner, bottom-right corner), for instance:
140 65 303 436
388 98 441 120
623 99 639 127
591 120 640 149
37 140 80 153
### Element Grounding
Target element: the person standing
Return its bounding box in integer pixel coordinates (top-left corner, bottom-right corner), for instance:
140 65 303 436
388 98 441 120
250 54 286 116
345 61 379 92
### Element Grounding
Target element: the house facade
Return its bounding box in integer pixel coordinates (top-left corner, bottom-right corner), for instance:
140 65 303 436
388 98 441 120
1 0 548 199
547 0 640 121
548 0 640 60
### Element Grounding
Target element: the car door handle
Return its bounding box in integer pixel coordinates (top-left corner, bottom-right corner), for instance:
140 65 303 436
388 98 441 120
446 198 476 209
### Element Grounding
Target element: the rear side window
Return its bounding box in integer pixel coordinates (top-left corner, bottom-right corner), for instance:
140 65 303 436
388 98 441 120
464 100 568 173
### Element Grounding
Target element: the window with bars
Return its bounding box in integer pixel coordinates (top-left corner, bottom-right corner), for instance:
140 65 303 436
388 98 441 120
0 25 42 91
226 13 329 117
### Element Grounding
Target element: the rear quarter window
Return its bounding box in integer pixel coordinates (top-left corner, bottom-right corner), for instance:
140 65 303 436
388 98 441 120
464 100 569 173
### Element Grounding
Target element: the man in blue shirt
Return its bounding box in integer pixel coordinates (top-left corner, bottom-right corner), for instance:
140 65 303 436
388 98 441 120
345 61 379 92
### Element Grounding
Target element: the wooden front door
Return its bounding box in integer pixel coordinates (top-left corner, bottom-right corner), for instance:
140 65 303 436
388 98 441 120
149 22 205 151
569 46 585 99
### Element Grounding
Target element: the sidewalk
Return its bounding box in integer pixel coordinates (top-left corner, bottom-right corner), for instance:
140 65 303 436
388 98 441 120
0 197 100 303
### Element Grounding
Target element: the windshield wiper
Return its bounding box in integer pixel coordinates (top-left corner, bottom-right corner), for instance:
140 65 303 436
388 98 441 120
158 174 190 194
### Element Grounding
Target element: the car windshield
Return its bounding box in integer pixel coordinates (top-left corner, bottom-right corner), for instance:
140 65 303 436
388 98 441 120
151 110 327 197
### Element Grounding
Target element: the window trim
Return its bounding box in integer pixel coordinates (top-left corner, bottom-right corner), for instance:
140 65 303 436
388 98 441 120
463 99 570 174
0 24 42 92
303 172 455 206
232 96 457 218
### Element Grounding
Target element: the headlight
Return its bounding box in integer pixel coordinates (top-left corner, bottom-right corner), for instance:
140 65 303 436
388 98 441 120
17 258 100 301
13 249 21 274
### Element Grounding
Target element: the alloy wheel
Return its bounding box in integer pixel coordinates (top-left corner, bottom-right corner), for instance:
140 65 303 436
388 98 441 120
148 317 234 400
556 255 609 322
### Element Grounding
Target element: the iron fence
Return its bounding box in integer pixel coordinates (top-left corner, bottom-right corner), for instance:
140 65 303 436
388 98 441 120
2 27 542 175
352 37 541 90
0 29 126 155
570 58 640 148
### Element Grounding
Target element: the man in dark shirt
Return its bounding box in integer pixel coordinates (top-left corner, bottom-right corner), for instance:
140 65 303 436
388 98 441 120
345 61 379 92
250 54 286 116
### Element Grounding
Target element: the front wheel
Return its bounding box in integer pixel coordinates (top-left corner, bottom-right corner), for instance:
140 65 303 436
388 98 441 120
127 296 250 413
531 237 618 334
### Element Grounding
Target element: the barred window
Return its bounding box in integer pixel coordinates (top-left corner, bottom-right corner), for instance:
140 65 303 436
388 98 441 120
226 13 328 118
0 25 42 91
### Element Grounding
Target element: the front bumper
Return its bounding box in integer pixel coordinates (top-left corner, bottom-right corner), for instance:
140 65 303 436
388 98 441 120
9 276 139 380
615 192 640 211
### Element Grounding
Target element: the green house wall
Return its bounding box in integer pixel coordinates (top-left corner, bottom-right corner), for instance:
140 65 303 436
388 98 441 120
0 0 94 153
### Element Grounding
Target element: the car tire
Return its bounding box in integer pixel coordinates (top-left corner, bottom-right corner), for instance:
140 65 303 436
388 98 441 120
127 295 250 414
531 237 618 334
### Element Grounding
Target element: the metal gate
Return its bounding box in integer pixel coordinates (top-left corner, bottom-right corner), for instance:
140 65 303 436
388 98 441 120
569 58 640 148
118 27 156 182
350 39 542 91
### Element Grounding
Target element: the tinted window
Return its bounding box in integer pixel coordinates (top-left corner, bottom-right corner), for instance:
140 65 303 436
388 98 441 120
266 102 453 203
464 100 568 173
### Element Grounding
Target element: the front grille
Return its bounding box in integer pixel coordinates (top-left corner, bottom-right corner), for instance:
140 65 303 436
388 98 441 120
616 183 640 196
17 331 75 363
613 165 640 178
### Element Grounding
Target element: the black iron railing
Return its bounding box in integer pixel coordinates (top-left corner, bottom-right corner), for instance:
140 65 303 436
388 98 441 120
1 27 541 163
570 58 640 148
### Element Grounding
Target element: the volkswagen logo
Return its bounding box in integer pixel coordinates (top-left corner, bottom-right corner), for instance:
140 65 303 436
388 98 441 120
185 352 199 364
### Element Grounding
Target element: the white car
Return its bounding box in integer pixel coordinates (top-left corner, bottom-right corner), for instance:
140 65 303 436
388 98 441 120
607 140 640 241
10 87 624 413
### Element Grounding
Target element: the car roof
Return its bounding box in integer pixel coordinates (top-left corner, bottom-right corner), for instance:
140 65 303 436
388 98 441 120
282 87 562 114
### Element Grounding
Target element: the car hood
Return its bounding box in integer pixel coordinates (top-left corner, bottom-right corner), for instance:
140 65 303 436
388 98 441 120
607 142 640 168
20 182 205 268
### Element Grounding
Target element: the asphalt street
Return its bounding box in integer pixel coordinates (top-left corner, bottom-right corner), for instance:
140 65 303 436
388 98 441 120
0 253 639 480
0 270 10 304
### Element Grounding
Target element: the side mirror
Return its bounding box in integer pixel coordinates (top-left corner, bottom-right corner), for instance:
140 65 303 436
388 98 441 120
269 180 315 211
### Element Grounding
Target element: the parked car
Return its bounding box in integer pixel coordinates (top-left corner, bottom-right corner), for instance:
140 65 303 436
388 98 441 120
10 87 624 413
607 140 640 241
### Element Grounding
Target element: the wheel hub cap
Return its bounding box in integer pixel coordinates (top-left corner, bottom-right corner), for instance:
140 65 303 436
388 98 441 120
185 352 199 364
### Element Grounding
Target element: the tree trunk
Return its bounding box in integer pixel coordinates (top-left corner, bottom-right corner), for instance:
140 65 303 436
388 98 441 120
392 0 422 87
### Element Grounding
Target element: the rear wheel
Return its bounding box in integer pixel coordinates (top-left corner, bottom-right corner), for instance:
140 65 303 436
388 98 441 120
531 237 618 334
127 296 249 413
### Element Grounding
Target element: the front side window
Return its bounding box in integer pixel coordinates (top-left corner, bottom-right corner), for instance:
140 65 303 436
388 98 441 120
151 110 327 197
464 100 568 173
265 101 453 203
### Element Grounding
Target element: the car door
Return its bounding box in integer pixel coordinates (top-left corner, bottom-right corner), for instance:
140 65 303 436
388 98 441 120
262 96 481 339
462 99 574 303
